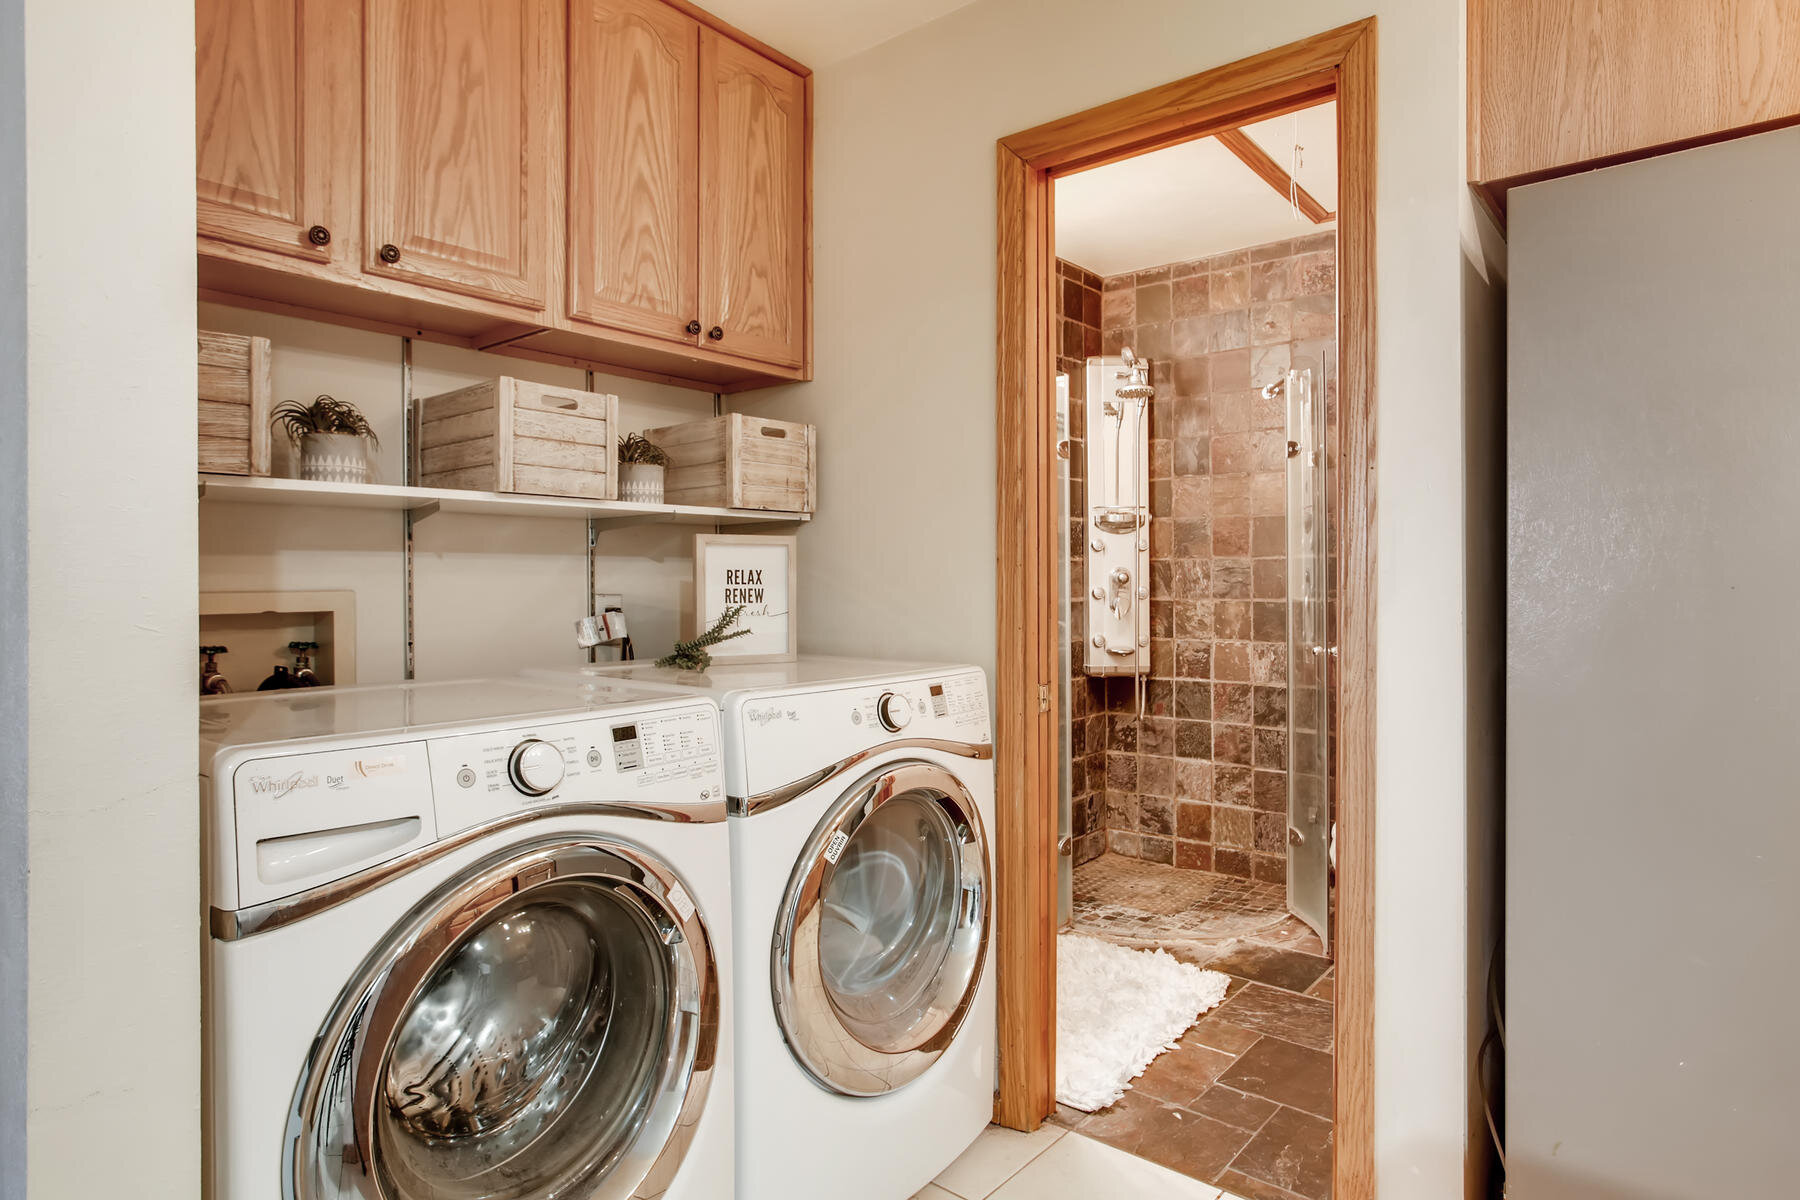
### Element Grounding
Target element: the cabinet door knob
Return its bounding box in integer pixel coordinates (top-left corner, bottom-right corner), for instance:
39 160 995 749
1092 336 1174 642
378 243 401 264
306 224 331 246
707 325 724 341
685 319 702 336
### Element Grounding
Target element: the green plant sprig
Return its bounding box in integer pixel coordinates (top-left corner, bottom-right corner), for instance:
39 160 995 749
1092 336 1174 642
271 394 380 448
618 432 671 466
656 605 751 672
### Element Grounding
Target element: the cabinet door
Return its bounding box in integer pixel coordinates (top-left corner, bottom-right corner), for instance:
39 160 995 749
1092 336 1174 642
196 0 358 265
698 30 807 369
363 0 557 311
567 0 700 343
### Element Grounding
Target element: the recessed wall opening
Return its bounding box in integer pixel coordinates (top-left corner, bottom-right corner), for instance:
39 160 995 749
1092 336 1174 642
1047 98 1340 1198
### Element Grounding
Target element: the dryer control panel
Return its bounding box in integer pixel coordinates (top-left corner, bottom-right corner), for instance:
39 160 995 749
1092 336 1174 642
735 667 990 797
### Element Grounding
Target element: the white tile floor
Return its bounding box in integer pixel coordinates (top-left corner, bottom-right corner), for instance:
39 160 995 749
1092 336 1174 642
916 1124 1246 1200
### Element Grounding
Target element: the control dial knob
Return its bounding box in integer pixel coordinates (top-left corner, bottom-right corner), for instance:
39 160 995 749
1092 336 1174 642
876 691 912 733
508 738 565 796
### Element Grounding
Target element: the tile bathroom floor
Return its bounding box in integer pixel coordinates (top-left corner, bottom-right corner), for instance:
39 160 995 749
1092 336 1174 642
1056 854 1338 1200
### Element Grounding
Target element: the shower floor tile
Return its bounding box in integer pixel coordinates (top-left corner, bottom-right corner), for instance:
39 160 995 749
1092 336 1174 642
1072 853 1291 943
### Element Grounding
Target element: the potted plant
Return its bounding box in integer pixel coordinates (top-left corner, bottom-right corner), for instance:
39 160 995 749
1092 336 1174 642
272 394 380 484
618 432 670 503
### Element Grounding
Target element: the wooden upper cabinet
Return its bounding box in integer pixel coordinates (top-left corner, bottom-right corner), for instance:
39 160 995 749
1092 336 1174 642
196 0 358 266
363 0 559 312
1471 0 1800 192
567 0 701 344
699 29 808 369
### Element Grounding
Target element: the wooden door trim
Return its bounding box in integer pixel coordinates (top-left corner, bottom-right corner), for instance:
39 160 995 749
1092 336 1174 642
993 20 1377 1200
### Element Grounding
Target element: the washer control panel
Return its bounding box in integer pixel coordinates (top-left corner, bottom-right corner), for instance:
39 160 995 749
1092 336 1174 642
428 701 722 835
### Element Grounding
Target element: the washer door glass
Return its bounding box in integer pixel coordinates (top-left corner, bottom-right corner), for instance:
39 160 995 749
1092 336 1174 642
775 760 989 1096
289 837 719 1200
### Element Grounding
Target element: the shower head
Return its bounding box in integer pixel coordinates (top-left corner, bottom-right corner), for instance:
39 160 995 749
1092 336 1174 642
1115 383 1154 400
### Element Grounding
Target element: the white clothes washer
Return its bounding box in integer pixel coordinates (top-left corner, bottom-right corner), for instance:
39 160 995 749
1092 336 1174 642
529 658 996 1200
202 678 732 1200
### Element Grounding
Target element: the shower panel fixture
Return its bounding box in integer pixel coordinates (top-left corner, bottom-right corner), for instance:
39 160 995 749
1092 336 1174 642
1084 351 1151 686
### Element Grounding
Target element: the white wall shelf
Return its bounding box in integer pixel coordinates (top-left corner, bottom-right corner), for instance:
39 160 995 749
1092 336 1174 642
197 473 810 530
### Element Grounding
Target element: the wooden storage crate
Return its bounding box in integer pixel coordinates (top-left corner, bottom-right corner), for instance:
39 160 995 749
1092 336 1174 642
414 378 620 500
198 331 272 476
642 413 815 512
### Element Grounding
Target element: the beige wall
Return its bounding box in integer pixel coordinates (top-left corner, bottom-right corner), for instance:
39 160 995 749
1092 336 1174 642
23 0 201 1194
739 0 1502 1195
196 304 720 686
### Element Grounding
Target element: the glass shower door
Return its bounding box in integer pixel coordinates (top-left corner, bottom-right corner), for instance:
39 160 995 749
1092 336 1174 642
1285 363 1330 945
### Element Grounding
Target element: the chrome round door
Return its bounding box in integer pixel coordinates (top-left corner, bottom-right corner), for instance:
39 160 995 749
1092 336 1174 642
773 760 990 1096
286 835 719 1200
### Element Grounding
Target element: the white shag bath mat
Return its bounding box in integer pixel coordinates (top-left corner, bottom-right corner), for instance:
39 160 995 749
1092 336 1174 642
1056 933 1230 1112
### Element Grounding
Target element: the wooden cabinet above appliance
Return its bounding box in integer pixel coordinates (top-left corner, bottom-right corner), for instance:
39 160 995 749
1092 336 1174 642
195 0 812 393
1469 0 1800 220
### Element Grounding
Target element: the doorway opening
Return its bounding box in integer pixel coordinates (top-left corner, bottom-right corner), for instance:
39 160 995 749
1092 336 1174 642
993 20 1374 1200
1049 98 1339 1198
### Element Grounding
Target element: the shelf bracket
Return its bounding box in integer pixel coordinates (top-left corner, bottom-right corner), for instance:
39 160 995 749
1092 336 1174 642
407 500 441 522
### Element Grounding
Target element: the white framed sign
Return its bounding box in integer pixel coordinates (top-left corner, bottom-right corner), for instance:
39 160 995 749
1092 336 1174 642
693 534 797 663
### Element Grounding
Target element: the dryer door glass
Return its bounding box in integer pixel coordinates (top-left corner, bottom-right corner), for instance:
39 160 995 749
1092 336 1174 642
775 759 990 1096
289 837 720 1200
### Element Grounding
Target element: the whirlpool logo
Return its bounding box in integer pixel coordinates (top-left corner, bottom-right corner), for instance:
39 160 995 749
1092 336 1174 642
745 705 797 726
247 769 351 798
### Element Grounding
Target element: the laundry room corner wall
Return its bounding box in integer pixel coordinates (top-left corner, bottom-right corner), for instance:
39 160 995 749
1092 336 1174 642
743 2 1490 1197
21 0 201 1195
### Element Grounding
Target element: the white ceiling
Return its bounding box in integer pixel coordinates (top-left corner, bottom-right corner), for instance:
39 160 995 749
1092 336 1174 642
702 0 980 66
1054 102 1338 278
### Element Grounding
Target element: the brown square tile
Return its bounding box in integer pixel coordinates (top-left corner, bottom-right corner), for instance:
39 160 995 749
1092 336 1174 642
1253 810 1286 852
1189 1018 1262 1056
1132 1040 1239 1106
1214 984 1334 1052
1173 272 1210 318
1214 598 1251 640
1189 1084 1280 1132
1215 764 1254 806
1227 1105 1333 1200
1080 1091 1256 1185
1213 723 1252 766
1254 727 1287 769
1307 969 1335 1002
1175 681 1211 720
1136 282 1172 323
1175 720 1208 758
1206 943 1333 994
1175 758 1212 801
1217 1037 1334 1119
1214 681 1254 725
1252 684 1288 727
1174 839 1211 870
1138 834 1173 863
1213 804 1253 847
1213 641 1252 680
1214 847 1252 877
1253 600 1288 643
1253 557 1287 599
1252 769 1286 812
1211 348 1251 390
1212 514 1252 557
1210 266 1249 311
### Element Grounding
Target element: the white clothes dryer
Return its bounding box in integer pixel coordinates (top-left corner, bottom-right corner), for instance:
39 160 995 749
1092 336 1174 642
201 679 732 1200
529 658 996 1200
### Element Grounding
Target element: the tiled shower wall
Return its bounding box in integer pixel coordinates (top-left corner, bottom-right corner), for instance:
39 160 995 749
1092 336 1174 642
1055 259 1110 866
1065 231 1336 880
